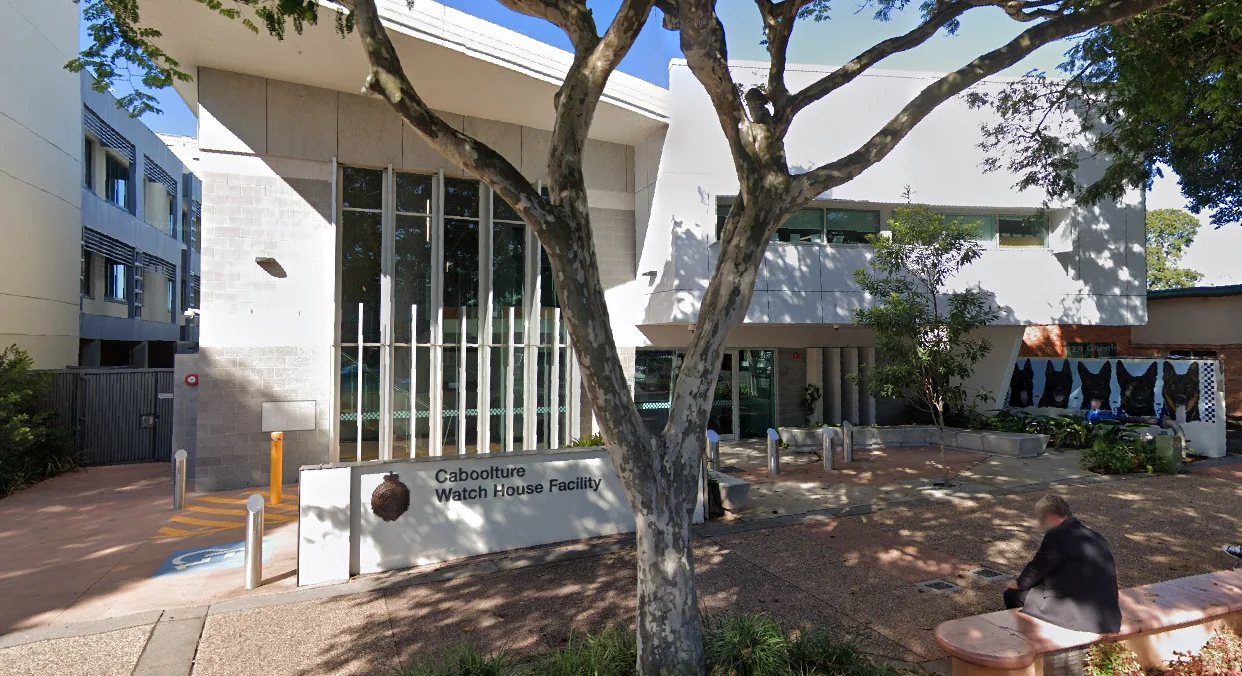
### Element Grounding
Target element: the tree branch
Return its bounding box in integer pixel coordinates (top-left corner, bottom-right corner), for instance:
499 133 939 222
676 0 755 169
778 0 981 134
795 0 1178 199
494 0 600 51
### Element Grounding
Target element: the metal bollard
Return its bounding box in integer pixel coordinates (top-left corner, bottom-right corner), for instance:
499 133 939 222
244 494 264 590
766 428 780 476
821 426 834 471
172 449 187 510
270 432 284 506
705 430 720 473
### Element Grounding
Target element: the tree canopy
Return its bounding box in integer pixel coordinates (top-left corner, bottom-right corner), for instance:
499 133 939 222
970 0 1242 227
1146 208 1204 291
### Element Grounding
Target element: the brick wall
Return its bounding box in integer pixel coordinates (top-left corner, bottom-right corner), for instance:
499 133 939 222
1020 325 1134 357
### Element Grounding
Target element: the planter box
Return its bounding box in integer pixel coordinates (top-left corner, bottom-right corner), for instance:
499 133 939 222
709 470 751 511
821 425 1046 457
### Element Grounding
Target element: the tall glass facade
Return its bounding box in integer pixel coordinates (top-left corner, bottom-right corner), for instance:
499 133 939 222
336 167 580 461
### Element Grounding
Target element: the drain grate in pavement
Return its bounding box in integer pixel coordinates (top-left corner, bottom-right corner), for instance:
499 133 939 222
915 578 962 593
970 566 1009 581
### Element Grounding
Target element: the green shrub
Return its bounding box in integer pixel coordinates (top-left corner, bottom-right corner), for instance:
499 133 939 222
1078 422 1177 476
704 614 791 676
399 645 511 676
1166 625 1242 675
566 432 605 448
1083 641 1145 676
0 345 77 498
532 626 636 676
395 616 896 675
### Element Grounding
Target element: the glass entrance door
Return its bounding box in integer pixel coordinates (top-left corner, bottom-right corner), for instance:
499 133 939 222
737 350 775 438
708 352 736 439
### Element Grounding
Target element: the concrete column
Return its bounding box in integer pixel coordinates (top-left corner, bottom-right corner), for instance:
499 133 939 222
130 341 149 368
862 347 877 425
81 339 101 367
806 348 824 424
826 347 842 425
843 348 859 424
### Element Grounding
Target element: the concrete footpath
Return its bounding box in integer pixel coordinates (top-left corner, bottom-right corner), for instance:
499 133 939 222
2 457 1241 675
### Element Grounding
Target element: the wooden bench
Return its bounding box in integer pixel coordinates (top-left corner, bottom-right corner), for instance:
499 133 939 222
935 568 1242 675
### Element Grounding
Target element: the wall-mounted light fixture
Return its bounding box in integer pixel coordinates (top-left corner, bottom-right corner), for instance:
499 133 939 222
255 256 288 278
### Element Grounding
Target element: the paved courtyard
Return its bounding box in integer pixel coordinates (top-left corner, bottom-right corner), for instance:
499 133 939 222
1 449 1239 675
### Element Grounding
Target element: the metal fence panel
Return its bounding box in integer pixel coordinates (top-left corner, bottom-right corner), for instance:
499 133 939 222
41 369 175 466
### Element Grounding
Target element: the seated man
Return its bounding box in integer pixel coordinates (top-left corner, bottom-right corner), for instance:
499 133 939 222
1004 495 1122 634
1085 398 1118 423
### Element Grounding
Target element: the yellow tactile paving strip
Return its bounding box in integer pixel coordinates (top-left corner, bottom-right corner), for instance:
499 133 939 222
154 486 300 540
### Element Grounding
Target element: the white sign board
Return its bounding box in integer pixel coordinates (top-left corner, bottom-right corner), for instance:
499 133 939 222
298 447 703 585
262 400 316 432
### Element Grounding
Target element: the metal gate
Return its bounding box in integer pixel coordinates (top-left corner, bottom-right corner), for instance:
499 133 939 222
43 369 175 466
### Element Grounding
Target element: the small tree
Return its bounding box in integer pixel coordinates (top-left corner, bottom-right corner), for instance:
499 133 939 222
854 205 999 487
1146 208 1203 290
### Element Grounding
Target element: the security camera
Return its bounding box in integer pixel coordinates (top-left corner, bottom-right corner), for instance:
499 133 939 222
184 308 201 318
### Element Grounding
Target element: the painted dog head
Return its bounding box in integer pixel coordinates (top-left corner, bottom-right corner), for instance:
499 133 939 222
1038 360 1073 408
1117 361 1158 417
1162 361 1201 422
1008 360 1035 408
1077 361 1113 410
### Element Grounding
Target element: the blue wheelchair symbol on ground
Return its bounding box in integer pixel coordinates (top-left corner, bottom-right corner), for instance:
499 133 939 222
152 538 275 577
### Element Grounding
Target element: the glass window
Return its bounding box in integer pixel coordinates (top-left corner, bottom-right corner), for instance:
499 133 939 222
634 350 682 435
824 209 881 244
340 166 383 344
999 215 1047 247
166 278 174 313
773 208 824 243
715 199 736 239
394 172 433 345
493 196 525 344
105 153 129 211
81 250 92 297
168 192 177 234
947 214 996 244
443 179 480 344
105 260 126 301
84 137 95 191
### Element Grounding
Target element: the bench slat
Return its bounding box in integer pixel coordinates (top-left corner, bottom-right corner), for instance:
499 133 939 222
935 569 1242 670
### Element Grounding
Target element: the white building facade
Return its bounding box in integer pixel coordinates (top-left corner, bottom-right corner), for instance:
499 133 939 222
147 0 1144 490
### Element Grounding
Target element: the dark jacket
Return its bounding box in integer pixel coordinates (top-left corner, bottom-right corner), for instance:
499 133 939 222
1016 517 1121 633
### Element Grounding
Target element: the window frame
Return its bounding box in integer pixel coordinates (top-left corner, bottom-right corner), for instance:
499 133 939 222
104 259 127 302
714 198 881 245
104 151 131 212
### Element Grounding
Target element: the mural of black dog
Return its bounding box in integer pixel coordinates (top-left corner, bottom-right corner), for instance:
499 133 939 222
1008 361 1035 407
1038 360 1073 408
1077 361 1113 410
1162 361 1201 422
1117 361 1158 417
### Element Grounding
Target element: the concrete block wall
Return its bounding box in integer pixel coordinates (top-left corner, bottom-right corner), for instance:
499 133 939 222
172 353 199 479
194 171 334 491
777 348 806 427
589 207 637 290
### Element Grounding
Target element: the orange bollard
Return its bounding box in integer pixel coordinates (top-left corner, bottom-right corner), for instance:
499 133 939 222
270 431 284 505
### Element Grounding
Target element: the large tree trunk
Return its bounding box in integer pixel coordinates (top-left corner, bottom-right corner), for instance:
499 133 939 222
632 438 703 674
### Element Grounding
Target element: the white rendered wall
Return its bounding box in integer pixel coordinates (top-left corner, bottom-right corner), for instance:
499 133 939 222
638 62 1147 330
0 0 81 367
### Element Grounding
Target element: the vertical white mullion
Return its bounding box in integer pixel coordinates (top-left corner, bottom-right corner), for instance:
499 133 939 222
330 157 341 462
732 351 741 439
550 308 560 448
569 345 581 440
524 226 539 448
429 170 444 456
505 306 515 453
478 187 493 453
411 304 418 456
457 307 467 454
378 166 394 461
356 301 363 462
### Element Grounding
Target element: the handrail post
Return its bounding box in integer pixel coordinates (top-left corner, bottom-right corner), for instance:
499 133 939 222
270 431 284 505
766 428 780 476
705 430 720 473
172 449 187 510
244 494 264 590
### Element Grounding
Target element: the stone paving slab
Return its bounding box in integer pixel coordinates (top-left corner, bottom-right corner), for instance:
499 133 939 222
0 624 153 676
